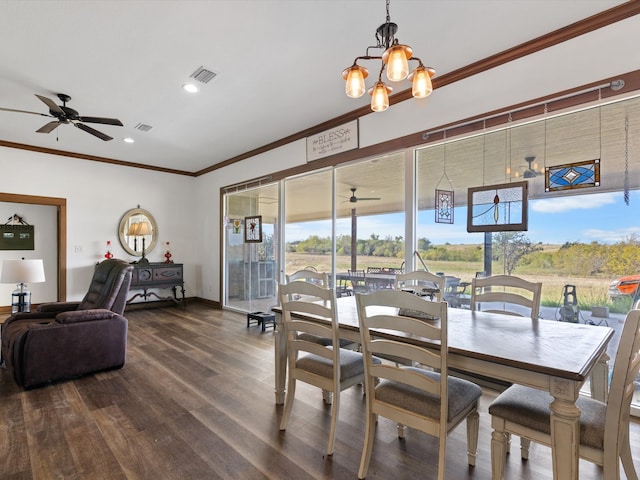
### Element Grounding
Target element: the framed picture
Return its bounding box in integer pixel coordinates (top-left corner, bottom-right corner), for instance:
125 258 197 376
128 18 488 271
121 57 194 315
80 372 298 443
244 215 262 243
467 180 528 232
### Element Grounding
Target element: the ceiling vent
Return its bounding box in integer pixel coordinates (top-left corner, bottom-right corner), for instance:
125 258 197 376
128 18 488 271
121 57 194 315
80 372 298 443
190 66 218 84
134 123 153 132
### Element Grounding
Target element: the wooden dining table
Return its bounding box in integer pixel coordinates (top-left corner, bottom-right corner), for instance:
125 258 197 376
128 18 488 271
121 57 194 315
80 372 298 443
272 295 614 480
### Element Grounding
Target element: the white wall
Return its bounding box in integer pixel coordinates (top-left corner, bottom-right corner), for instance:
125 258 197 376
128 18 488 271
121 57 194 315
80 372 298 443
0 146 197 303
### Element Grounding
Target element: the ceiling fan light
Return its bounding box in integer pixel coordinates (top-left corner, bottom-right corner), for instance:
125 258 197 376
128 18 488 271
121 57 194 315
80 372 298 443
382 43 412 81
342 65 369 98
368 82 392 112
409 66 434 98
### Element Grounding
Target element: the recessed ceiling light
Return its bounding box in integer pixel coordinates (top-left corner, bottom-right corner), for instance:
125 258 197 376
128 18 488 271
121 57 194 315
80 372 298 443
183 83 199 93
123 137 135 144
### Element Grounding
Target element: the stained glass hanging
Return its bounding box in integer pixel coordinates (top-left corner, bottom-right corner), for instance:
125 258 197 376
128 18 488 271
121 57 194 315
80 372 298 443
467 181 528 232
435 189 454 224
545 159 600 192
435 131 455 224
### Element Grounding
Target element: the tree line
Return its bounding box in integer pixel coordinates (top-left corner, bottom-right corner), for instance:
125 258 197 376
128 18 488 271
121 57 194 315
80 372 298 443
286 233 640 277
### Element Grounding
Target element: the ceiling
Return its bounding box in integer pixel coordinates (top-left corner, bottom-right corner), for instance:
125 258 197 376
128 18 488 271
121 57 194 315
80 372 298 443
0 1 637 176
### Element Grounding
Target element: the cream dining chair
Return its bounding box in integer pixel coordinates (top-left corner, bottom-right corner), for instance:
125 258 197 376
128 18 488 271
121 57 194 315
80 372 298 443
489 308 640 480
285 268 328 287
471 274 542 320
394 270 445 300
355 289 482 480
278 281 378 456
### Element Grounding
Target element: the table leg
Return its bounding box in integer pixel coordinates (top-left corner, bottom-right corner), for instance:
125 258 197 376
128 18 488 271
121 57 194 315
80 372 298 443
274 311 286 405
549 378 581 480
590 352 610 402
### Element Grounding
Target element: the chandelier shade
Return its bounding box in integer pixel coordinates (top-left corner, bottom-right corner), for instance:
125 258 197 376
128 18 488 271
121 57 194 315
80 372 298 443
382 43 412 81
369 82 392 112
342 0 434 112
408 65 435 98
342 65 369 98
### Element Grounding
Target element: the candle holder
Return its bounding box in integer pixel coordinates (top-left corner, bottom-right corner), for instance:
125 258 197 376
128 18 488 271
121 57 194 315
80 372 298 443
164 242 173 263
104 240 114 259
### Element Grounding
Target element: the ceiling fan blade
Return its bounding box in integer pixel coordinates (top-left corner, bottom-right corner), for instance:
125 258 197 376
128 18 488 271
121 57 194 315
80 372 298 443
78 116 123 126
357 197 381 201
0 106 51 117
36 121 61 134
34 94 65 115
75 122 113 141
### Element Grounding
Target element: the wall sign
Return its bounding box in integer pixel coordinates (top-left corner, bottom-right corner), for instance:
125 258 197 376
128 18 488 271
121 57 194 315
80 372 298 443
0 225 34 250
306 119 358 162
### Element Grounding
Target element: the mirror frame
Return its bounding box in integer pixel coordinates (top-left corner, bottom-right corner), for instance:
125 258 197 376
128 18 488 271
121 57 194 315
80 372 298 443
118 208 159 257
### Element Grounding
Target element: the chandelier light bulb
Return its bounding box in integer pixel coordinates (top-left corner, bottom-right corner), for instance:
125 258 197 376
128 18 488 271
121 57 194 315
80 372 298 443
342 65 369 98
369 82 392 112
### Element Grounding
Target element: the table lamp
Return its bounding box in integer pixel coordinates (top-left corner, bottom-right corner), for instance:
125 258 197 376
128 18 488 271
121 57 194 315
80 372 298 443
1 258 46 313
136 221 151 265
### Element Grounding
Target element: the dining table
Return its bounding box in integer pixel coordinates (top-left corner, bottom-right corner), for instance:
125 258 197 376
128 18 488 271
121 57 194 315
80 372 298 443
272 295 614 480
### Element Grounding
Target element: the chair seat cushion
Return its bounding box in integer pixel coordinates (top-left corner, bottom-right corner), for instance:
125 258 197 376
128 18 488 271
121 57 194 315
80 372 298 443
488 384 605 449
375 366 482 422
297 348 380 380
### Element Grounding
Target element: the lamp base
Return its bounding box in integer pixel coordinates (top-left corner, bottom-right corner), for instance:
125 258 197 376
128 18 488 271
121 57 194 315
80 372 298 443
11 284 31 313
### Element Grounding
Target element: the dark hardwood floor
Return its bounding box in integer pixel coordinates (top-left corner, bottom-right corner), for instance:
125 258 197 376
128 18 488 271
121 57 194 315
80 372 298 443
1 303 639 479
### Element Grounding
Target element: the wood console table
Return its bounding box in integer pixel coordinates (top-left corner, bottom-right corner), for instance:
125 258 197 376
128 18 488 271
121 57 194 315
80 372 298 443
127 262 186 307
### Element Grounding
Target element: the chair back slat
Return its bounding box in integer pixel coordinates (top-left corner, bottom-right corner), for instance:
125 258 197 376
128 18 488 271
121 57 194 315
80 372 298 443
395 271 445 301
471 274 541 319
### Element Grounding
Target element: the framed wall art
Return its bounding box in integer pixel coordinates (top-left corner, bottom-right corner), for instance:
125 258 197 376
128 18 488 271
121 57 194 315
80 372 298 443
244 215 263 243
467 181 528 232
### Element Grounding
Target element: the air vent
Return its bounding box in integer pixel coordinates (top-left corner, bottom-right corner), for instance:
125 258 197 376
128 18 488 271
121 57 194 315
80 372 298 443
134 123 153 132
190 66 218 84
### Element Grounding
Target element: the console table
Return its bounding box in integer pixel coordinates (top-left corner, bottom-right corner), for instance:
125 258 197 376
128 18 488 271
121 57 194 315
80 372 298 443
127 262 186 307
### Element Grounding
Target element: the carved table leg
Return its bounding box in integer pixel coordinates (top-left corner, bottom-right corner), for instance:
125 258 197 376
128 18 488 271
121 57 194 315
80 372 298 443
550 378 581 480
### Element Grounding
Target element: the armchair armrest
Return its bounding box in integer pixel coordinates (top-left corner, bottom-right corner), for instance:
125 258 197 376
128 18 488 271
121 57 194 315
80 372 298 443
56 309 117 324
38 302 81 313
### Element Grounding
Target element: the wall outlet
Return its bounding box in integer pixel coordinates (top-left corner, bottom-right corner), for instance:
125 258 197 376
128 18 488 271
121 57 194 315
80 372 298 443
74 245 83 253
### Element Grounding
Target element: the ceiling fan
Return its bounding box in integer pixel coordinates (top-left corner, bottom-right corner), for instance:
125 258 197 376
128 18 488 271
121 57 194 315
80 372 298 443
348 187 381 203
514 155 543 179
0 93 123 141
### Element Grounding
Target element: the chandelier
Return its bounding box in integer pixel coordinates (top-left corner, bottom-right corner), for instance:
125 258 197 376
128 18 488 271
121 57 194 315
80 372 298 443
342 0 435 112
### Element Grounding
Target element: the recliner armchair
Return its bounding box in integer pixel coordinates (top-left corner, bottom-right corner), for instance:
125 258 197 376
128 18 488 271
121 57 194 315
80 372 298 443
1 258 133 389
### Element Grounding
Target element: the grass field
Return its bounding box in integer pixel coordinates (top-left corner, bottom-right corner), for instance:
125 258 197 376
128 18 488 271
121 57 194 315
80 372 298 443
284 252 631 313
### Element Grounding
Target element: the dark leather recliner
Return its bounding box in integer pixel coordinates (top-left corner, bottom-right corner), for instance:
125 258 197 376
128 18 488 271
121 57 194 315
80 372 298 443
1 258 133 389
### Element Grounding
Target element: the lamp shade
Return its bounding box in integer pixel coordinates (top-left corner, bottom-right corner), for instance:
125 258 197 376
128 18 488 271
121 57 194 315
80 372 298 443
127 222 140 236
136 221 151 236
342 65 369 98
1 259 46 284
409 66 435 98
382 44 412 82
369 82 392 112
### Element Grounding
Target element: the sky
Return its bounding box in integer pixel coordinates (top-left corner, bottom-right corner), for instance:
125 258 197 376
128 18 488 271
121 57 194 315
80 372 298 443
285 190 640 245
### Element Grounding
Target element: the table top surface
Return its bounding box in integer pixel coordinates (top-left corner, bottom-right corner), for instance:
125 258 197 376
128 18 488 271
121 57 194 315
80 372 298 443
275 295 614 382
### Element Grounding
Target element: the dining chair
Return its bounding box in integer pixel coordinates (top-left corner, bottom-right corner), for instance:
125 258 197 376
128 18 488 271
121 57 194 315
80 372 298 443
394 270 444 300
285 268 328 287
355 289 482 480
348 269 368 294
488 308 640 480
278 281 377 456
470 274 542 320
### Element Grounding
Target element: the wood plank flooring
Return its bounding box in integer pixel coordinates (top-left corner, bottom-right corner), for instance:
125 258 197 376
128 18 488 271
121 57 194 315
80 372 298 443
1 303 639 479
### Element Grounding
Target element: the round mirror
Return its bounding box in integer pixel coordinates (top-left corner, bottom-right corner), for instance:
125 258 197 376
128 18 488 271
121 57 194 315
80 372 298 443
118 208 158 257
